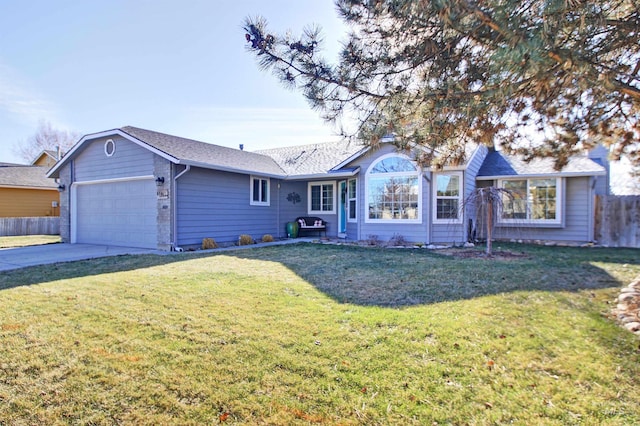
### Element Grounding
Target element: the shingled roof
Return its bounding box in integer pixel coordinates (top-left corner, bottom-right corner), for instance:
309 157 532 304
120 126 286 176
477 150 606 178
0 166 57 189
255 140 367 176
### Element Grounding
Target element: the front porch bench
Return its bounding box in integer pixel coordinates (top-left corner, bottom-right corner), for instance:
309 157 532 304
296 217 327 237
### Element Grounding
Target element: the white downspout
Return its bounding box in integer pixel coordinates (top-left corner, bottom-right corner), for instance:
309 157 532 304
172 165 191 251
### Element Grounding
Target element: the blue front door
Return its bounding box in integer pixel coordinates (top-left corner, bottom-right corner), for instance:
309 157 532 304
339 180 347 235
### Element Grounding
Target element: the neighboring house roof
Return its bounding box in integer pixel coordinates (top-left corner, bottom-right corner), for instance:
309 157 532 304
0 162 25 167
477 150 606 179
31 150 62 166
255 140 367 178
0 166 57 189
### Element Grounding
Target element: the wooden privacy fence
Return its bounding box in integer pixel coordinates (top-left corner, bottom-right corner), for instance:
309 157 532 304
0 217 60 236
594 195 640 248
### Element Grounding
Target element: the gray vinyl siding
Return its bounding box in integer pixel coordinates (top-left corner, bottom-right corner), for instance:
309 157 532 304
176 167 286 246
430 225 463 243
346 221 358 240
430 221 464 244
588 145 609 195
277 181 309 236
491 176 592 242
74 136 154 182
463 146 488 241
431 147 488 244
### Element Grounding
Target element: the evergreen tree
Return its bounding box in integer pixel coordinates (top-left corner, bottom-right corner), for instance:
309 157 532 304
245 0 639 168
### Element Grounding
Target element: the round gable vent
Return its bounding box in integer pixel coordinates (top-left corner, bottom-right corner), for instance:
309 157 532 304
104 139 116 157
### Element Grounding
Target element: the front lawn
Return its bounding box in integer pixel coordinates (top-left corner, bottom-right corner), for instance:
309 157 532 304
0 243 639 424
0 235 60 248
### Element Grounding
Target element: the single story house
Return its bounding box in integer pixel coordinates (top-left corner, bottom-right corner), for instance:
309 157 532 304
47 126 608 250
0 163 60 217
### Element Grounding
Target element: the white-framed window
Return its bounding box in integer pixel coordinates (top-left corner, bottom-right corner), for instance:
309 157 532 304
499 177 562 224
365 154 421 223
104 139 116 157
433 172 463 224
308 181 335 214
348 178 357 222
250 176 270 206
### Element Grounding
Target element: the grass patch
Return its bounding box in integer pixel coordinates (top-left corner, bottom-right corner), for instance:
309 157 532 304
0 235 60 248
0 243 639 424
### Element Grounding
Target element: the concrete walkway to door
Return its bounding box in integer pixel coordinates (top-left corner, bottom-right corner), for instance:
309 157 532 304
0 243 162 272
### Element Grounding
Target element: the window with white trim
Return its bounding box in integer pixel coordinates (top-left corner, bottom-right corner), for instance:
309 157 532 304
499 178 561 224
366 154 421 222
433 172 463 223
308 181 335 213
250 176 270 206
348 178 357 221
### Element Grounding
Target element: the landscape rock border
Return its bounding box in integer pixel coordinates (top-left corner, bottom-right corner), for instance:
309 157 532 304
611 275 640 337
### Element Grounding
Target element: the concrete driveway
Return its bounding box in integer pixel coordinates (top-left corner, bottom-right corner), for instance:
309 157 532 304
0 243 162 272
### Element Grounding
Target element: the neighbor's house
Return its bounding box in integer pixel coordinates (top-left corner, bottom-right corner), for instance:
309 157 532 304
46 126 608 250
0 163 60 217
31 149 63 168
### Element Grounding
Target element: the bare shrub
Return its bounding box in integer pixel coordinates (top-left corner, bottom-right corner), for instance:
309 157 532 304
388 233 408 246
366 234 380 246
238 234 254 246
202 238 218 250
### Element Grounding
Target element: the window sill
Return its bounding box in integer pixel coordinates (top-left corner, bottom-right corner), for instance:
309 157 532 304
497 221 563 228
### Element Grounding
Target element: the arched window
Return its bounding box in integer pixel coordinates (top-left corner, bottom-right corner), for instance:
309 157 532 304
365 154 421 222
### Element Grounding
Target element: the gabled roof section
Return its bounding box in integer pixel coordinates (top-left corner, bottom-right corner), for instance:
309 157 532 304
120 126 285 176
31 150 61 166
48 126 286 178
0 166 57 189
255 139 367 177
477 150 606 179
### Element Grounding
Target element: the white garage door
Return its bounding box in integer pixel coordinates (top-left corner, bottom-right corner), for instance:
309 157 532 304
75 179 157 249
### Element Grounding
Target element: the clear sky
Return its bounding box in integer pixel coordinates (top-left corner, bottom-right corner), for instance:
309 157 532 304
0 0 347 163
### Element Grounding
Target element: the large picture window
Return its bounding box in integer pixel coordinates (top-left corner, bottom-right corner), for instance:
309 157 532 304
250 176 269 206
433 172 463 223
308 182 335 214
366 154 421 222
499 178 561 224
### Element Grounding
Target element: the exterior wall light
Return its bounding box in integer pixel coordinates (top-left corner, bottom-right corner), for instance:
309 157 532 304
57 184 66 192
155 177 165 186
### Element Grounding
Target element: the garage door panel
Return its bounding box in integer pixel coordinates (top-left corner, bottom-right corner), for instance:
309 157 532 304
75 179 157 249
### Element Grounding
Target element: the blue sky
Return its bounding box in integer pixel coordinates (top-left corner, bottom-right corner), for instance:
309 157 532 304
0 0 347 163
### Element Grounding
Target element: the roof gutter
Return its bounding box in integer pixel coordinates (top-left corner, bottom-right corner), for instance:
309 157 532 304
476 170 607 180
284 168 361 181
178 160 286 179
